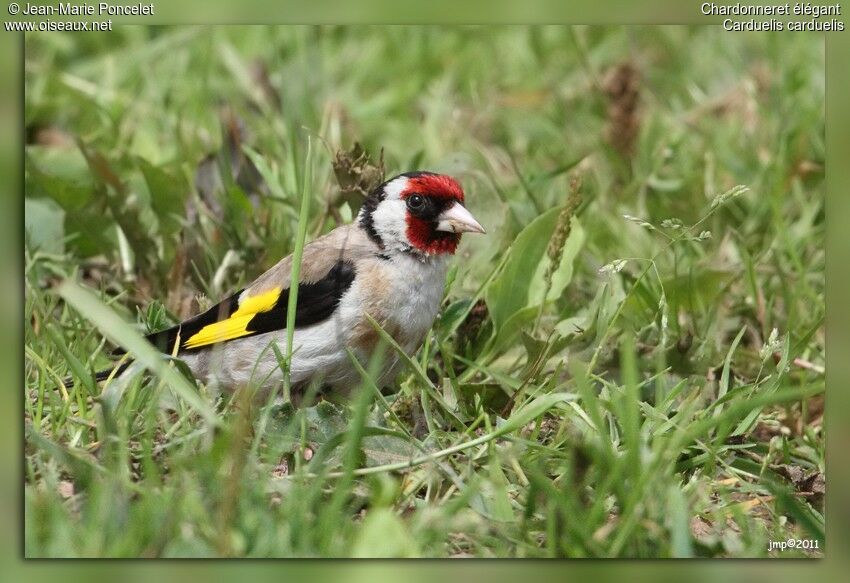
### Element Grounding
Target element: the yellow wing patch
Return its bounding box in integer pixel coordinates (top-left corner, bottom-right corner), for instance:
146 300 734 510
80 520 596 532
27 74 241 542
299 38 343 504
183 288 281 349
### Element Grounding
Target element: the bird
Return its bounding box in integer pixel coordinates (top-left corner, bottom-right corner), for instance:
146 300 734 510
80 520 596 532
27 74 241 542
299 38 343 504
79 171 485 403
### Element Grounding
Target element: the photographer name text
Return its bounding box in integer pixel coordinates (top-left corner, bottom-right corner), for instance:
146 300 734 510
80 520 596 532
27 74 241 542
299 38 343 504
19 3 154 16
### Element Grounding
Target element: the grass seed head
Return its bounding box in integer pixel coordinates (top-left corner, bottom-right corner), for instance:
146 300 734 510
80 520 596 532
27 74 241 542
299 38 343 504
603 61 641 157
545 173 583 276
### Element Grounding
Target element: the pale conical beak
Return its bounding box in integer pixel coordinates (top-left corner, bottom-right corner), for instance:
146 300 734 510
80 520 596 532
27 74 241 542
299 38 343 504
435 202 486 234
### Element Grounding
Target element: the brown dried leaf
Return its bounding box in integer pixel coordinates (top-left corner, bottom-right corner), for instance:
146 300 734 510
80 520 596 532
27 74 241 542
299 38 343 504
332 142 385 210
773 464 825 506
802 472 825 508
775 464 806 485
690 515 715 542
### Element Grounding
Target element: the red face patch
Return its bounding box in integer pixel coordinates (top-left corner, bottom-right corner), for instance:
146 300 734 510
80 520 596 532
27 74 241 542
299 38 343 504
400 174 465 255
405 219 461 255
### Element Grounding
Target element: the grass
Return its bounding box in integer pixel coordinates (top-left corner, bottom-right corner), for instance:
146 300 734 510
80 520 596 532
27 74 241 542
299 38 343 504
23 26 824 558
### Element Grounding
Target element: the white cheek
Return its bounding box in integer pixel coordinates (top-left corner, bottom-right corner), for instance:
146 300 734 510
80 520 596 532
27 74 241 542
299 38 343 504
383 177 409 201
371 200 408 246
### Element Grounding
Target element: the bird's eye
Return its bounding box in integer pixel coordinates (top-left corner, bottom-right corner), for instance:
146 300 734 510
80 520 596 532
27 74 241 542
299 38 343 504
406 194 425 210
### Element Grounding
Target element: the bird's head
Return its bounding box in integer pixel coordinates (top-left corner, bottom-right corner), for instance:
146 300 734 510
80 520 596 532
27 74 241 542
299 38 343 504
359 171 485 256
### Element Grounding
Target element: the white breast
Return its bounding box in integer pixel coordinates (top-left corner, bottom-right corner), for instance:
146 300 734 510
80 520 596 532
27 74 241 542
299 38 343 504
384 253 449 351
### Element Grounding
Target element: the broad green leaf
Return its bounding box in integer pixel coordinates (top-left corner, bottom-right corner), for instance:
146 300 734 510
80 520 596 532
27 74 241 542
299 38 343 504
528 216 586 305
486 208 585 340
438 298 473 331
361 434 424 468
138 158 188 238
267 400 349 452
63 209 115 257
268 401 421 468
79 143 159 273
633 270 733 317
485 207 560 334
351 508 420 557
26 145 94 211
520 331 548 368
456 382 512 413
470 455 515 522
489 305 538 355
25 197 65 254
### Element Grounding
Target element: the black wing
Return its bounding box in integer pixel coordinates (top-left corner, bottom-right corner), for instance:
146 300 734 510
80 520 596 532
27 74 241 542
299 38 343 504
116 260 356 355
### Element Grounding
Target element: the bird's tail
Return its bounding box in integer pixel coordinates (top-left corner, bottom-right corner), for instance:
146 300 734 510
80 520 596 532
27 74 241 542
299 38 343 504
60 361 134 390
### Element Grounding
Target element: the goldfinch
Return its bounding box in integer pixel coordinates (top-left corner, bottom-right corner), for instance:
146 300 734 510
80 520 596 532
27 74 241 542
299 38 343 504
92 171 485 400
